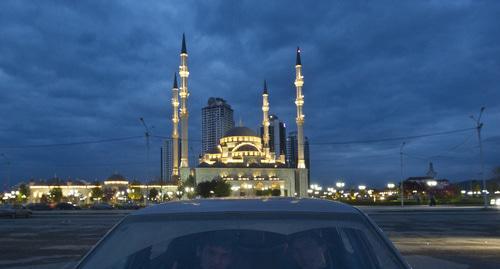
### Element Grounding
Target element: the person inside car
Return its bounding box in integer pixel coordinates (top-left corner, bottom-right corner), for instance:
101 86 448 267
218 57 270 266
192 231 238 269
289 232 333 269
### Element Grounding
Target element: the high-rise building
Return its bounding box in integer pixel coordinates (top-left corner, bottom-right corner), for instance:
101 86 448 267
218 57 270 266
202 97 235 153
161 140 172 183
286 131 310 170
260 114 287 157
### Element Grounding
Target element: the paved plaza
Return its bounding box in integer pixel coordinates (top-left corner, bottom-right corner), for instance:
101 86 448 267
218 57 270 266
0 206 498 269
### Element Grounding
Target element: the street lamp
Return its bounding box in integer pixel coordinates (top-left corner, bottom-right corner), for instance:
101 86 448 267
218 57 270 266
175 190 183 199
470 107 487 208
387 183 395 189
358 185 366 191
336 182 345 189
426 180 437 187
399 141 406 207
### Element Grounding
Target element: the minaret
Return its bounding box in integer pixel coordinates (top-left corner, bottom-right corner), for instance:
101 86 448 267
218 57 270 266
179 34 190 168
262 80 270 156
426 162 437 178
294 47 306 168
171 73 180 178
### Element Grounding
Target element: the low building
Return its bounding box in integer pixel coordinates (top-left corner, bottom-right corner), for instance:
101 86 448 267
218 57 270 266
26 174 178 204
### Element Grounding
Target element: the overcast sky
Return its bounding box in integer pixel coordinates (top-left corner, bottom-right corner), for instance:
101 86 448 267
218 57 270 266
0 0 499 188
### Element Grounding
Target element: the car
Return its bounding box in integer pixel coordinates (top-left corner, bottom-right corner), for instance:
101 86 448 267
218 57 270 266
55 202 81 210
75 198 411 269
26 203 52 211
0 204 32 218
90 203 114 210
114 202 142 210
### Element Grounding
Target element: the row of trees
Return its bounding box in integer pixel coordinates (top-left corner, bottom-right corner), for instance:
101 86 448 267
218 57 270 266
181 176 281 198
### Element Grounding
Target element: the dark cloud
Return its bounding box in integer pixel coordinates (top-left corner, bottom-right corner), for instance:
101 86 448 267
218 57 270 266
0 0 499 188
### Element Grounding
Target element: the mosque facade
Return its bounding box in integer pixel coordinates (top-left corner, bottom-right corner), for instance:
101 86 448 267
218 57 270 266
170 35 309 197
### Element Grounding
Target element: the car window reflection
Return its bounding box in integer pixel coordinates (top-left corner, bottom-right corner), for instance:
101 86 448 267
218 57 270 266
114 228 385 269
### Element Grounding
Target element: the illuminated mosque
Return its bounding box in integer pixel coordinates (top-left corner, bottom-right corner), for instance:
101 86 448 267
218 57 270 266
170 35 309 197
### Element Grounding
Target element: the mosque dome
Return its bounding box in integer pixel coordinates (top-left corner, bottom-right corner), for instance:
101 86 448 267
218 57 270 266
223 127 258 137
234 144 260 152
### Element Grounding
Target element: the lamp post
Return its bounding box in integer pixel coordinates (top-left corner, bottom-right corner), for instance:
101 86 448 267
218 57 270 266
400 142 406 207
140 118 155 206
470 107 487 208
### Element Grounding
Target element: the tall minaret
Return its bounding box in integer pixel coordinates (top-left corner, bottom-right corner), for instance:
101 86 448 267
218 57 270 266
294 47 306 168
171 73 180 178
262 80 270 156
179 34 190 168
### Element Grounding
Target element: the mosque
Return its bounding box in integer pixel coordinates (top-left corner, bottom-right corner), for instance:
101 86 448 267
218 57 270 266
170 35 309 197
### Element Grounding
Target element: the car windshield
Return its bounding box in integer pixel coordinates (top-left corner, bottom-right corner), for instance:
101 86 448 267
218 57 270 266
78 213 404 269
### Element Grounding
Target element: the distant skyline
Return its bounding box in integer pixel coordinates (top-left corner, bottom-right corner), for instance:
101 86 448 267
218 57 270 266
0 1 499 188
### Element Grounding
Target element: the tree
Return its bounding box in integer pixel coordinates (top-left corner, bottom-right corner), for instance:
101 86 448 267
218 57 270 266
255 189 271 196
50 187 63 203
271 189 281 197
213 179 230 197
149 188 159 201
90 187 104 201
181 175 197 199
197 181 213 198
18 184 30 202
40 194 50 204
128 187 143 202
185 175 196 187
103 188 116 202
195 179 231 198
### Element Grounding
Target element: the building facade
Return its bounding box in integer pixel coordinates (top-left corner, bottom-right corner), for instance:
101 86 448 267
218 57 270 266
26 174 178 204
286 131 310 170
202 97 235 154
171 36 309 196
161 140 172 183
260 114 287 161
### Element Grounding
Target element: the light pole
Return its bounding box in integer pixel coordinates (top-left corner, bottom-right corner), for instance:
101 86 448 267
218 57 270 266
140 117 155 205
400 142 406 207
1 154 11 192
470 107 487 208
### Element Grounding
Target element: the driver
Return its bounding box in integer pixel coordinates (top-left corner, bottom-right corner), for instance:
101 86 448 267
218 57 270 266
195 231 237 269
289 232 332 269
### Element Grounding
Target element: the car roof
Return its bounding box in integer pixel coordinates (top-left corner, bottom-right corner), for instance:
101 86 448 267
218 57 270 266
133 198 359 216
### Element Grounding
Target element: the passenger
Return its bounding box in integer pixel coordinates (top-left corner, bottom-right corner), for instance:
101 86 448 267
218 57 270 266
289 232 332 269
195 232 237 269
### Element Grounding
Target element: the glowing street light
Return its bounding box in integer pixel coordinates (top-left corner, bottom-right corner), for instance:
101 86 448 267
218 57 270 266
336 182 345 189
426 180 438 187
358 185 366 191
387 183 395 189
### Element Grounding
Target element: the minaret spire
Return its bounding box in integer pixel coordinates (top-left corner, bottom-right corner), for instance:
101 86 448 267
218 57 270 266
171 73 180 178
296 47 302 65
262 80 270 155
294 47 306 168
173 72 178 88
181 33 187 54
179 34 190 170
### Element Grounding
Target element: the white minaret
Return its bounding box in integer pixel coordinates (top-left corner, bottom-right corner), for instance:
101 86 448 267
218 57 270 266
171 73 180 178
262 80 270 156
294 47 306 169
179 34 190 169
